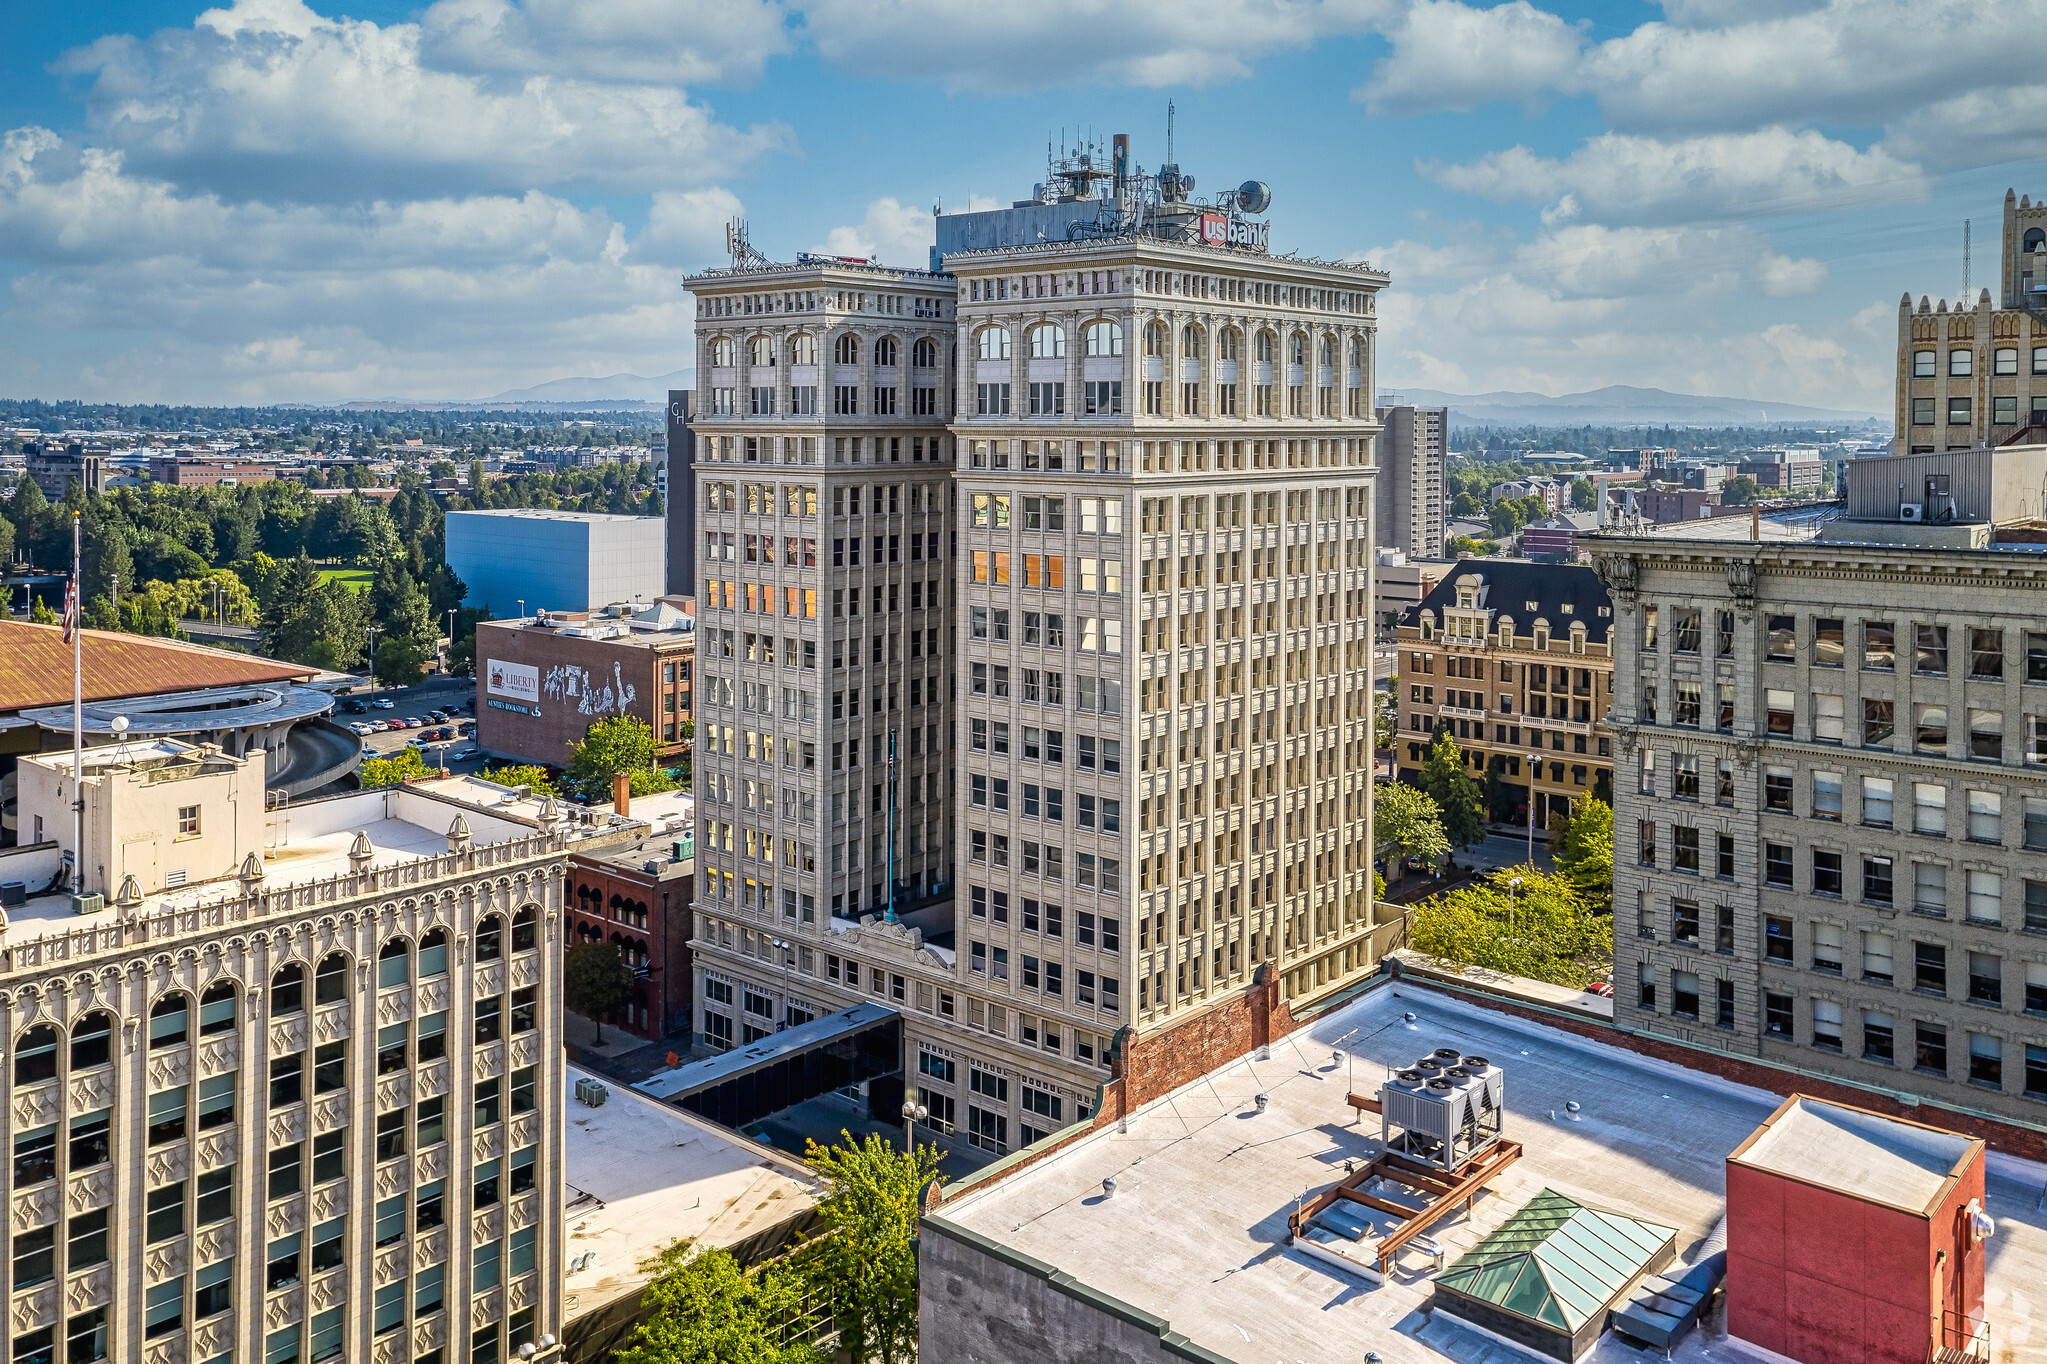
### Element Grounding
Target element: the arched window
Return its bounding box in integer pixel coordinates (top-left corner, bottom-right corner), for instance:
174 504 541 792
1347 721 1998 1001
875 337 898 367
14 1024 58 1084
1570 624 1587 654
2027 228 2046 254
1181 326 1204 359
1318 335 1335 368
788 334 817 365
834 334 860 365
976 327 1011 361
512 905 538 953
419 928 449 977
149 992 189 1050
1290 333 1307 366
1029 324 1065 359
748 336 774 366
477 914 505 962
70 1011 113 1070
271 962 306 1015
1349 337 1366 368
1144 323 1167 357
1083 322 1123 357
1534 626 1550 651
709 337 735 367
313 952 349 1006
200 981 237 1035
377 938 411 990
912 338 937 368
1217 329 1241 361
1254 331 1275 362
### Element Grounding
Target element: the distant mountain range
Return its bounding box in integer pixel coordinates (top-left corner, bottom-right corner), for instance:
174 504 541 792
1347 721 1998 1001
339 370 690 410
1380 384 1884 428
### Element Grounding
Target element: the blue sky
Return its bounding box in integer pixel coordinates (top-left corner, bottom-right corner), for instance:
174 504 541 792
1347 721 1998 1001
0 0 2040 408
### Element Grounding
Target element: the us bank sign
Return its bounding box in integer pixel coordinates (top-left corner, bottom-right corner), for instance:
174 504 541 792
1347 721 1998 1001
1199 213 1268 252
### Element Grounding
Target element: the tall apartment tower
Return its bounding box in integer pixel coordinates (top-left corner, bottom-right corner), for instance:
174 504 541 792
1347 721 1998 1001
685 143 1392 1158
683 254 960 996
1373 403 1447 558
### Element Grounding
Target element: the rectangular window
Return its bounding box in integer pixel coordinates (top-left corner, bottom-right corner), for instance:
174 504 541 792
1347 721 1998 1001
1916 863 1948 916
1967 869 2003 924
1916 1021 1948 1074
1812 850 1843 896
1812 770 1842 821
1863 1012 1894 1063
1764 916 1794 963
1765 842 1793 887
1765 993 1793 1038
1863 699 1894 748
1861 776 1893 828
1864 621 1895 670
1915 941 1947 995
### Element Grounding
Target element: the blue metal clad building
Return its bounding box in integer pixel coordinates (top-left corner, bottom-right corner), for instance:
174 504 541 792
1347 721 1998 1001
445 510 666 616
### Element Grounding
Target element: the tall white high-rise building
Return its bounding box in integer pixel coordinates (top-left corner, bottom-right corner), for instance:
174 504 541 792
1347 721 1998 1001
685 139 1392 1158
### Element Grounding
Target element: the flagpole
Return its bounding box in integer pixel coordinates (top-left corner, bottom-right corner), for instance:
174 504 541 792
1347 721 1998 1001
70 510 84 897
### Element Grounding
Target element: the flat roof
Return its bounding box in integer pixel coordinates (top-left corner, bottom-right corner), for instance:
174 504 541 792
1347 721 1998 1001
636 1002 898 1102
562 1066 818 1321
446 509 659 524
1729 1096 1977 1216
927 985 2047 1364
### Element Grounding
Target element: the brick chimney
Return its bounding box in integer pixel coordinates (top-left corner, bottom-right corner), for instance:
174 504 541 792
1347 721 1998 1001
612 772 631 817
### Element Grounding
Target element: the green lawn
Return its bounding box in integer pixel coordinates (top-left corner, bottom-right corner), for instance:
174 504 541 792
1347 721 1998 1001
318 568 372 593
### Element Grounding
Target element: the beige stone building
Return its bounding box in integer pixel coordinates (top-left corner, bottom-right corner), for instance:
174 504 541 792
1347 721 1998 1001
682 143 1394 1157
1596 446 2047 1129
1894 188 2047 453
1391 559 1617 828
0 743 594 1364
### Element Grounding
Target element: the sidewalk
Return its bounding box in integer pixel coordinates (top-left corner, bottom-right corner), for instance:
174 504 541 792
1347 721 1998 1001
561 1010 698 1085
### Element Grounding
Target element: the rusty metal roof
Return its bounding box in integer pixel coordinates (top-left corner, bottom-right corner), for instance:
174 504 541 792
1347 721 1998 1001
0 621 315 714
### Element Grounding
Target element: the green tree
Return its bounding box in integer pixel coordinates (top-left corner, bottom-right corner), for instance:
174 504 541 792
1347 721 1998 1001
373 635 428 688
1374 691 1395 752
0 512 15 567
617 1241 824 1364
29 594 57 624
1445 535 1500 557
802 1133 946 1364
1421 729 1488 849
359 748 430 788
1720 474 1760 505
567 714 661 800
564 939 635 1043
1552 797 1614 914
1570 477 1595 510
478 764 559 796
1373 782 1450 893
1409 867 1612 987
1487 499 1526 538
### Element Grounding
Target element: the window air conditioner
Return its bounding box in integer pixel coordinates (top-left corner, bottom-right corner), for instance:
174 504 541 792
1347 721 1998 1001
1899 503 1923 522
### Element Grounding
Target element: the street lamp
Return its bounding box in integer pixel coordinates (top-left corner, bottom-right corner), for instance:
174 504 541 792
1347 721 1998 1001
1506 875 1523 931
365 625 380 708
1526 752 1543 864
770 937 792 1030
446 607 457 675
899 1099 929 1153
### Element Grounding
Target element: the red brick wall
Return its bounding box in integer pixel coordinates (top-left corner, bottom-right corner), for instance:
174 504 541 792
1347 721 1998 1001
566 858 694 1041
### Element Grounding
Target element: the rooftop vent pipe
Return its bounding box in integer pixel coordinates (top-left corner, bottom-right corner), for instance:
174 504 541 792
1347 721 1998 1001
1102 1177 1117 1199
1254 1094 1270 1113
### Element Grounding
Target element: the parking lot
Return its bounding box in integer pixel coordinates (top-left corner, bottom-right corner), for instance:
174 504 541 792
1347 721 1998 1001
334 676 496 778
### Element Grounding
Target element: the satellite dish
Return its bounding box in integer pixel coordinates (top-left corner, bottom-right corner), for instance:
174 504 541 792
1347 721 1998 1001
1237 181 1272 214
1180 174 1195 195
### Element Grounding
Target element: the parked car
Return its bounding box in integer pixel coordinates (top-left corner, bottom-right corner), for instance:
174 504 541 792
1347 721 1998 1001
428 710 450 723
406 736 430 749
370 698 395 710
342 701 367 715
449 746 482 762
403 717 424 728
386 719 408 731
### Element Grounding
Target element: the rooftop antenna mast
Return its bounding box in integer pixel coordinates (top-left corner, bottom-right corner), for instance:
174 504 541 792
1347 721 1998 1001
1167 99 1175 164
1964 218 1972 299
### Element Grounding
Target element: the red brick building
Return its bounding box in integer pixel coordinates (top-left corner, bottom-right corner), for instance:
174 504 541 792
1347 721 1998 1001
566 792 696 1040
147 456 278 486
476 608 694 771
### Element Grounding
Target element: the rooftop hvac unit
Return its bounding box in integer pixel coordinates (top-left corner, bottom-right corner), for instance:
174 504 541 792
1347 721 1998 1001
71 893 105 916
1900 503 1924 522
574 1077 609 1108
1376 1046 1505 1171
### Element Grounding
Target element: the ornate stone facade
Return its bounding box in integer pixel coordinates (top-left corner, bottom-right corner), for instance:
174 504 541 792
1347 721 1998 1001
0 788 569 1364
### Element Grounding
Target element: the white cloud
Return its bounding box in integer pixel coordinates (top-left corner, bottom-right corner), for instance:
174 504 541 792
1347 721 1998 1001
419 0 791 87
796 0 1392 94
1426 128 1928 225
635 187 747 265
1369 218 1864 406
816 197 935 270
0 127 712 403
1357 0 1587 115
55 0 792 202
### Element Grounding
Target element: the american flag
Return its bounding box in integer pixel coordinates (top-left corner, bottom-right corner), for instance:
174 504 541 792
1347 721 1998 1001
60 572 77 644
